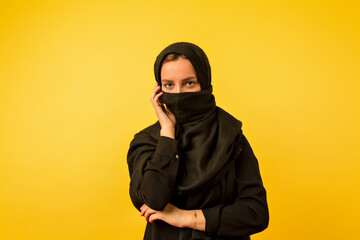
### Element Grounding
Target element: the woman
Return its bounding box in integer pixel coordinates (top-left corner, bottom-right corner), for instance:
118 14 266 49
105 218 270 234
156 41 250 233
127 42 269 239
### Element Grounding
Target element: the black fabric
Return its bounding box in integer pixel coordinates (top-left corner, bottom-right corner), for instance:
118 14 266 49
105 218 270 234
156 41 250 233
160 86 216 124
127 42 269 239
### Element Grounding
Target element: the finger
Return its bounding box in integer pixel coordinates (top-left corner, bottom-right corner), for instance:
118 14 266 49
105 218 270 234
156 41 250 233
152 94 166 114
140 207 146 216
151 85 161 100
153 91 164 105
140 205 149 216
144 208 156 221
151 89 162 107
149 213 160 223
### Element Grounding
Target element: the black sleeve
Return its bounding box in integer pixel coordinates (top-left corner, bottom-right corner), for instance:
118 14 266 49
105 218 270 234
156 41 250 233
127 133 181 211
202 136 269 237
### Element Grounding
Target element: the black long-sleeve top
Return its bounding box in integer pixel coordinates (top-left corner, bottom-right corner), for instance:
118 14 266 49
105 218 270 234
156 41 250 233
127 122 269 240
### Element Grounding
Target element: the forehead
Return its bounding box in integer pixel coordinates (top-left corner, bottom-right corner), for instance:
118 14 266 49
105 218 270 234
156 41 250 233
160 58 196 78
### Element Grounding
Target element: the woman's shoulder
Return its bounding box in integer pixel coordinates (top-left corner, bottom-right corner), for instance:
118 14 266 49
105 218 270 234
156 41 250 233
132 121 161 141
128 122 161 156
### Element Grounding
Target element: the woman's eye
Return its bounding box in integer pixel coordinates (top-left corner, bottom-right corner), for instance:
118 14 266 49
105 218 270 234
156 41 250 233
185 82 195 86
164 83 173 87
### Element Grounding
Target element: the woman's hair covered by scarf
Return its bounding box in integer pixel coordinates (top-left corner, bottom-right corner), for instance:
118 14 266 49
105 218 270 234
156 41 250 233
154 42 212 90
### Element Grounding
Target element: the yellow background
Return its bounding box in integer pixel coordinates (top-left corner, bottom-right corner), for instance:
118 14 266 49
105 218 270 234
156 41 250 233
1 0 359 239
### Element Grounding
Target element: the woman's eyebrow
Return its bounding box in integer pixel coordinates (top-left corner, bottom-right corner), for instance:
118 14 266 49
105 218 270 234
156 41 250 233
181 76 197 81
161 76 197 82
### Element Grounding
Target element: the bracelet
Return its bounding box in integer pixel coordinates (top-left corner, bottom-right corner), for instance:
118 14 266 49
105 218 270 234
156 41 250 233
193 210 197 230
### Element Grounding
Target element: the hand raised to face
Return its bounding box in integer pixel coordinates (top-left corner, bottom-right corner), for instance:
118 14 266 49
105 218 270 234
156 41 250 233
150 82 176 139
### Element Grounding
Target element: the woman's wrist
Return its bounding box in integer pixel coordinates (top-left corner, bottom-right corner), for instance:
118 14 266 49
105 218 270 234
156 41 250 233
182 210 195 229
184 209 205 231
160 126 175 139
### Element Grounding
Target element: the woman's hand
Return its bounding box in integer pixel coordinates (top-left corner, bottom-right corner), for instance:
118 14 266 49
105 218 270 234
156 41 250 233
139 203 206 231
150 82 176 139
140 203 190 228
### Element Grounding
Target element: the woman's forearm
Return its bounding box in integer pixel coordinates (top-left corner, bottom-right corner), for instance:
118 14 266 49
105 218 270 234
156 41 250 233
141 203 206 231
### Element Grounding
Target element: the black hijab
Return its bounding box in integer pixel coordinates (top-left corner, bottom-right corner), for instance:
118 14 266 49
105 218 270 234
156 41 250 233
135 42 243 194
154 42 211 90
154 42 215 126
